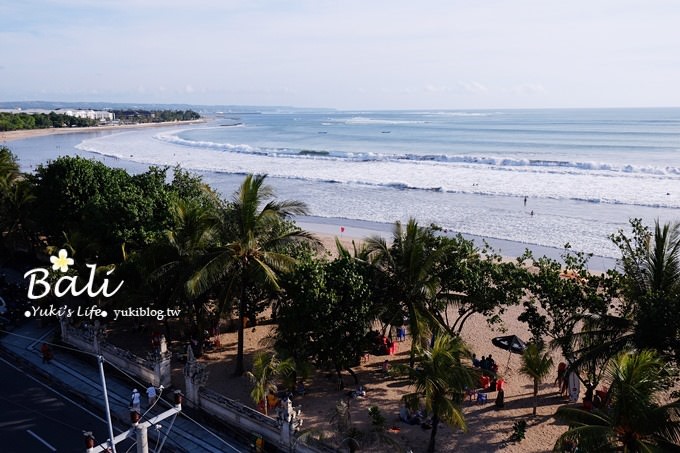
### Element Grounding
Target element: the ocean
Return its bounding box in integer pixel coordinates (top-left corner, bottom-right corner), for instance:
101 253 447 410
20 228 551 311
7 108 680 269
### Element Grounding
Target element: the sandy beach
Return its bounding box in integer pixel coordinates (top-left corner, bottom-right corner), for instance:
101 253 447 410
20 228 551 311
0 119 205 143
157 231 571 453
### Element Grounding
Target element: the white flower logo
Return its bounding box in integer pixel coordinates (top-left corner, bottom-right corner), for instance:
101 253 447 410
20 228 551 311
50 249 74 273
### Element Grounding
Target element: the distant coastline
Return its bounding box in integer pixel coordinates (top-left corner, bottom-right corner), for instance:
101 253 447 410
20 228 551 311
0 119 205 143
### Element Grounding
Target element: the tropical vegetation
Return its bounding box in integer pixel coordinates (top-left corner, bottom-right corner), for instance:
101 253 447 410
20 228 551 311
554 350 680 452
246 351 294 415
519 343 554 416
0 109 200 131
396 334 477 453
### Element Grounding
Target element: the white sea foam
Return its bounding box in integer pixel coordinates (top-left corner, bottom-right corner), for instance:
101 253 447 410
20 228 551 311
153 131 680 177
342 117 428 125
73 109 680 259
76 128 680 212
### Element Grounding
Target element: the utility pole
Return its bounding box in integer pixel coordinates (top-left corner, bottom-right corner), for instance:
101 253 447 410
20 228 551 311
85 355 183 453
86 390 182 453
97 355 117 453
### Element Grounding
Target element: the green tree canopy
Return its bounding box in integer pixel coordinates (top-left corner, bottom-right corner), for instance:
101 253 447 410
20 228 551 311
555 350 680 452
396 334 477 453
277 255 375 387
559 220 680 385
188 174 319 375
30 157 209 262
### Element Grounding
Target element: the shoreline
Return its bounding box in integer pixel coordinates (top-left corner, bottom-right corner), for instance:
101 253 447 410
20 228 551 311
4 127 620 273
0 119 205 143
298 215 618 272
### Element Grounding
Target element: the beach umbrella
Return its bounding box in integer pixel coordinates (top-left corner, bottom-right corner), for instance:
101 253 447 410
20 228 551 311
491 335 527 372
492 335 527 354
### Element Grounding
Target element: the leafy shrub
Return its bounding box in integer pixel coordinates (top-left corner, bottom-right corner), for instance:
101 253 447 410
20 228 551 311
510 420 527 442
368 406 386 430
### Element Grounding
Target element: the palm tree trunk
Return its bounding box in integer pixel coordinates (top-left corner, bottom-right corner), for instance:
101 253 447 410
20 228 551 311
427 414 440 453
533 378 538 416
235 277 246 375
407 303 417 368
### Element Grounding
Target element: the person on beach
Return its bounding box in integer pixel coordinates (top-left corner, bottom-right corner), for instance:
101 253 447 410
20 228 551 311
480 355 488 370
524 196 527 206
556 363 567 397
495 388 505 409
382 359 391 375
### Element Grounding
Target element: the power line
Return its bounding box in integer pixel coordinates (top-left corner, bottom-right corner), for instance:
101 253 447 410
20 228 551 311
103 360 243 452
1 328 244 452
0 327 100 358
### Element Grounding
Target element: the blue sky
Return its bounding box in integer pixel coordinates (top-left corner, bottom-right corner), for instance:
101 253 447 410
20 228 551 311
2 0 680 109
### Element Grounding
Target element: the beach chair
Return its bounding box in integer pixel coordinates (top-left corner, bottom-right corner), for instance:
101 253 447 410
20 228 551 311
476 392 488 404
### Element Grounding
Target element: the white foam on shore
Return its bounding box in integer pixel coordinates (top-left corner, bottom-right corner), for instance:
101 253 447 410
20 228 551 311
75 128 680 210
72 126 679 259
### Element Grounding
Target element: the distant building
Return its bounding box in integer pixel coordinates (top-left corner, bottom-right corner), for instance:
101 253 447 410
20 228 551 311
0 108 115 123
64 109 115 122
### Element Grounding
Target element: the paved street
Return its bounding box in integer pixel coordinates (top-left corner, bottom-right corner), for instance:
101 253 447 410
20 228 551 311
0 320 249 452
0 356 135 453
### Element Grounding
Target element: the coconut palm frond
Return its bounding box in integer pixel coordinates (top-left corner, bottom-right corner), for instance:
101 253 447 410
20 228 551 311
556 350 680 452
553 425 616 453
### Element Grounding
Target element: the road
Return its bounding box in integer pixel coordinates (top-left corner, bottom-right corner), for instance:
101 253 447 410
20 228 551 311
0 356 136 453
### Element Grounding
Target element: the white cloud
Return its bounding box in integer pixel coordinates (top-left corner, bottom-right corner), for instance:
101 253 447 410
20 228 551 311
457 82 489 95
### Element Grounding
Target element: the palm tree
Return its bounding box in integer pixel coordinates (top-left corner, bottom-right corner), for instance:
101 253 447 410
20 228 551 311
397 334 477 453
519 343 554 416
0 179 36 254
245 351 294 415
0 146 21 190
191 174 320 375
617 219 680 301
366 219 448 367
554 349 680 452
0 147 35 256
621 220 680 358
563 220 680 377
148 198 220 347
